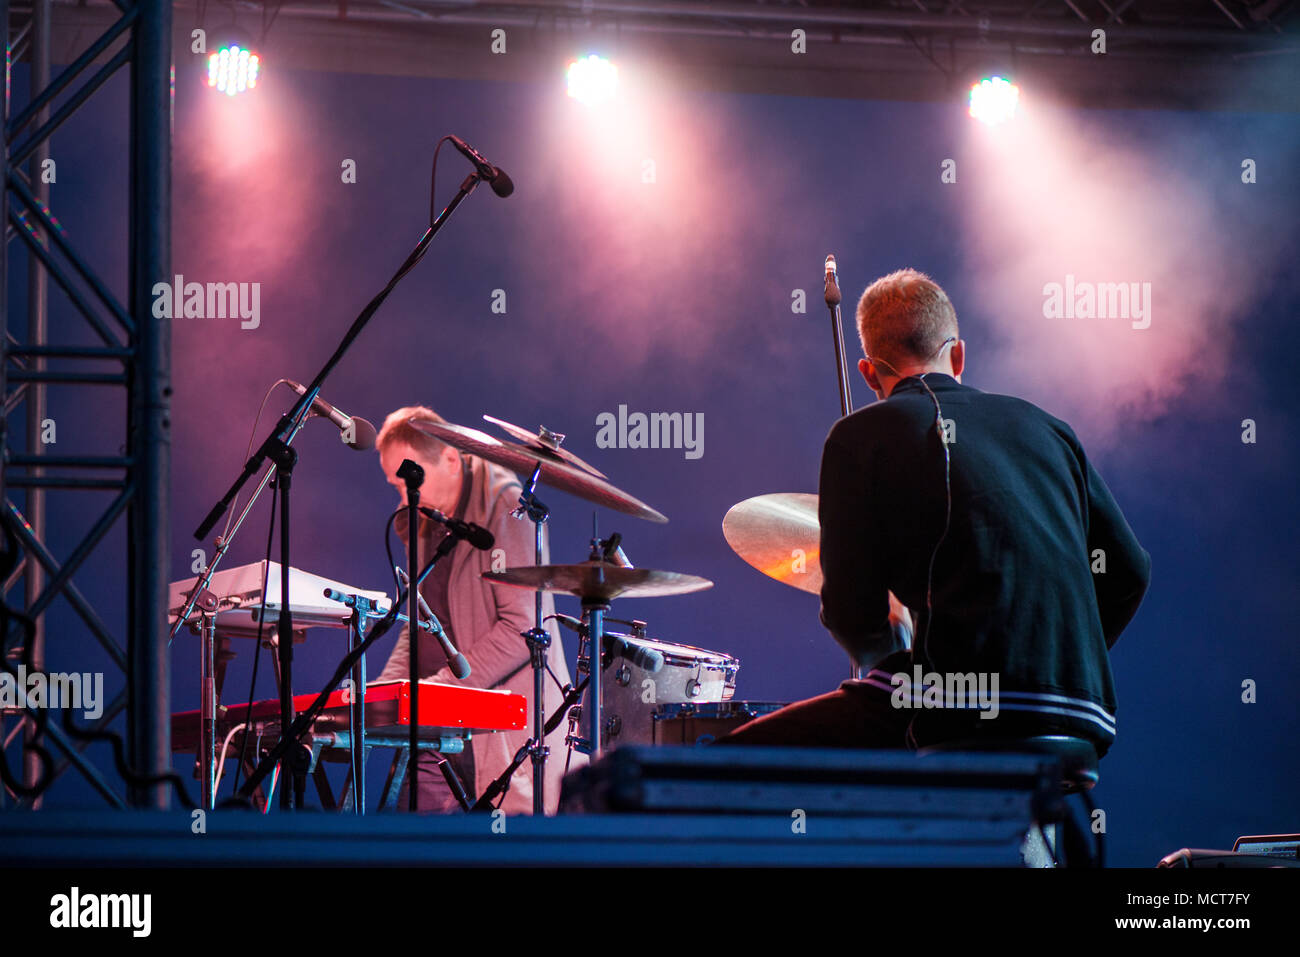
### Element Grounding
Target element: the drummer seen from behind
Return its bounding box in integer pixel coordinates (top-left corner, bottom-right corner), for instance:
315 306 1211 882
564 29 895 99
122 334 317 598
716 268 1150 762
372 405 584 813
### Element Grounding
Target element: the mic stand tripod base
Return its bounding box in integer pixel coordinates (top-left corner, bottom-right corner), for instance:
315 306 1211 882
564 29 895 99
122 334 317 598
524 627 551 815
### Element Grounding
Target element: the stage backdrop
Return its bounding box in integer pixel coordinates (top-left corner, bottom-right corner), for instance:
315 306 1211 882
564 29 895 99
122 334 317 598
11 60 1298 866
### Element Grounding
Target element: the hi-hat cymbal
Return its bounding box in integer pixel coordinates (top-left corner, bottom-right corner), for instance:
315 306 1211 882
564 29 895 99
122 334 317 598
484 562 713 602
409 418 668 524
721 492 821 594
482 415 607 478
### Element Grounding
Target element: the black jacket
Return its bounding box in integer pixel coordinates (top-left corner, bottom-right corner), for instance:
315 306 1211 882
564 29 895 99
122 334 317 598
818 374 1150 756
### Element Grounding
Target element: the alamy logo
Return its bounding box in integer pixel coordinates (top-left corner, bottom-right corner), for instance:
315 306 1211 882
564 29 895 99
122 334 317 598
595 405 704 460
0 665 103 719
890 666 1000 718
1042 274 1151 329
151 274 260 329
49 887 151 937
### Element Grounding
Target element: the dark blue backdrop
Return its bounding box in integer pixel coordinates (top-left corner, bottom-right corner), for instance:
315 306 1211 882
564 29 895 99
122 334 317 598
12 61 1298 866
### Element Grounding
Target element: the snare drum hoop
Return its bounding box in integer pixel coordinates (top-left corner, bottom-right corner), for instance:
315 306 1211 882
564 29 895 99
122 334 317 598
614 636 740 672
652 701 785 722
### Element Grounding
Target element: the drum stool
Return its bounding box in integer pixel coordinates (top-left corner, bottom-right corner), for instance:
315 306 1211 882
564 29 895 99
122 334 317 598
917 735 1101 867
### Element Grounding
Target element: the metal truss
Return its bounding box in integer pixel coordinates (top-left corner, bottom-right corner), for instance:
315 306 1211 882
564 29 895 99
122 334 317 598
11 0 1297 114
275 0 1298 41
1 0 171 809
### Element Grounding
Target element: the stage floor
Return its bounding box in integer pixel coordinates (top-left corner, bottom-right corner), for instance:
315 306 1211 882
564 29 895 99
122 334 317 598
0 809 1030 867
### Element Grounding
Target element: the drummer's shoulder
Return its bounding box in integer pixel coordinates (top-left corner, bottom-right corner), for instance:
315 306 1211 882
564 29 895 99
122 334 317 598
824 401 904 445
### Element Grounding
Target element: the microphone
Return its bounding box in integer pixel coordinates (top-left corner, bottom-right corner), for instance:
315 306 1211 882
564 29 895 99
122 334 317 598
416 505 495 551
601 533 633 568
548 614 664 673
824 254 842 307
607 633 664 674
285 380 377 451
448 135 514 198
395 567 471 680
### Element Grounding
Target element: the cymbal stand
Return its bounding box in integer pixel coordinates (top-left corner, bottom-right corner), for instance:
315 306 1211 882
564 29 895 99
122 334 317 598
575 536 616 759
513 463 551 814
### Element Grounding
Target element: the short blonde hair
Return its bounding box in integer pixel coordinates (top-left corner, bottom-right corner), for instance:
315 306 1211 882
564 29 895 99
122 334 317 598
375 405 449 459
856 268 958 366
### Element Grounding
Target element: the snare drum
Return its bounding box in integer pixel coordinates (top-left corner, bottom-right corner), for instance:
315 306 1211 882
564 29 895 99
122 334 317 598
602 638 739 749
652 701 787 745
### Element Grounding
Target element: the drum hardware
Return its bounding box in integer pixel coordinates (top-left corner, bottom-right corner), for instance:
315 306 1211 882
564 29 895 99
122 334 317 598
412 411 673 808
544 604 741 749
513 460 552 815
485 543 714 760
599 633 739 748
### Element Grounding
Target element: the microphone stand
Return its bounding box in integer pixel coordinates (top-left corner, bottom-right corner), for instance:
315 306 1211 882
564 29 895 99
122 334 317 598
512 464 551 815
191 166 486 811
168 392 312 647
824 255 854 422
823 254 861 681
473 627 638 811
234 534 466 804
397 460 424 812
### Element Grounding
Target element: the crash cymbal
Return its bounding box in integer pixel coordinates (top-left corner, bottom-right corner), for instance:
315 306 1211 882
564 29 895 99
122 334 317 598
409 418 668 523
722 492 821 594
482 415 607 478
483 562 713 602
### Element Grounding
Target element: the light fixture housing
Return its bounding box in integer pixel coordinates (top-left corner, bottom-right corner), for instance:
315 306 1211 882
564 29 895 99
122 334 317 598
205 25 262 97
566 54 619 106
969 75 1021 126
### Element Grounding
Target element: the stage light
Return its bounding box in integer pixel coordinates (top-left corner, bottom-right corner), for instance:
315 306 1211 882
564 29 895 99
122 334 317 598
204 24 262 96
969 76 1020 126
207 44 261 96
566 54 618 105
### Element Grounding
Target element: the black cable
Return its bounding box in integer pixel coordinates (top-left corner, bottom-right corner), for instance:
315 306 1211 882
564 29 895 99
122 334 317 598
385 507 402 595
236 508 429 801
230 485 278 796
220 379 291 544
914 372 953 664
429 136 451 227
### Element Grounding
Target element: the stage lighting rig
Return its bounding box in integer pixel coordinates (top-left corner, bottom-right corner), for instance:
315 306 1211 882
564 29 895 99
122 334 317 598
205 24 262 97
969 75 1020 126
566 54 619 105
